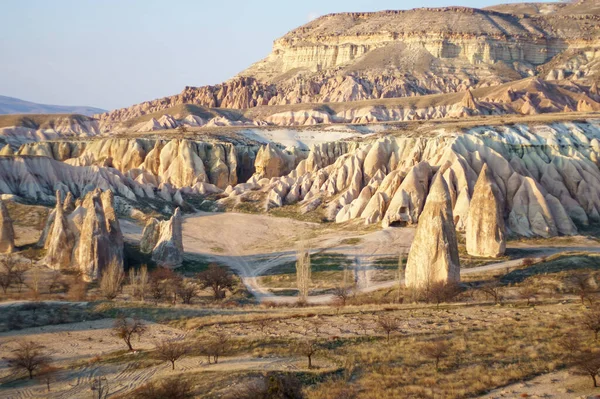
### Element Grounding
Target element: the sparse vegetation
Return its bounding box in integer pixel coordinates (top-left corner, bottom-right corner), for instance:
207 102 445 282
7 340 52 379
113 316 147 351
197 264 235 300
154 339 189 370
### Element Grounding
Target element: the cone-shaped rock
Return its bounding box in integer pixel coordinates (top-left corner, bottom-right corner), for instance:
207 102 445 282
152 208 184 268
45 191 75 268
405 175 460 288
101 190 124 269
460 88 477 109
76 190 111 281
466 164 506 257
0 200 15 254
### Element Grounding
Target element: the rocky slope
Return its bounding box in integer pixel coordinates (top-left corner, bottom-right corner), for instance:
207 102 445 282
95 1 600 126
224 119 600 240
0 114 100 147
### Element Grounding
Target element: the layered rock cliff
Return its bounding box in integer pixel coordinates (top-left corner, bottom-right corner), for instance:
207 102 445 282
95 2 600 126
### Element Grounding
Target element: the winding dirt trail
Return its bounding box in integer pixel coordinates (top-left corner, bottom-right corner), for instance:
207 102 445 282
122 211 600 305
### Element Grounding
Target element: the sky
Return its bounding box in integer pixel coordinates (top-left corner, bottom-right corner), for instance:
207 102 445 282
0 0 557 110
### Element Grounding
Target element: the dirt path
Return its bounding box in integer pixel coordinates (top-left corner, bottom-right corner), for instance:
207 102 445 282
121 212 600 305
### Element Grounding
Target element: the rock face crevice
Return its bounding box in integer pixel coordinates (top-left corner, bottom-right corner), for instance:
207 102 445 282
405 174 460 288
42 189 124 281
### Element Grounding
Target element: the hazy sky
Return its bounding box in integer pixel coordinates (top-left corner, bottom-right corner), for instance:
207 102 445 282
0 0 556 110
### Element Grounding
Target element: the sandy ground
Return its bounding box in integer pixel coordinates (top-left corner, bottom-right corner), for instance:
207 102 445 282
121 211 600 305
477 369 600 399
0 318 307 399
122 211 415 303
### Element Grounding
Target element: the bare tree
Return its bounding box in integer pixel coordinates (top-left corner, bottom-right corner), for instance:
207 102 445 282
0 254 17 294
29 266 42 300
91 376 110 399
197 264 234 300
333 286 350 307
129 265 149 301
100 261 124 300
377 314 400 343
48 270 64 293
519 284 538 306
427 281 462 308
177 281 198 304
205 330 229 364
573 350 600 387
38 364 59 392
154 340 189 370
12 261 29 292
148 278 166 305
356 318 371 336
422 340 452 371
296 243 311 302
113 316 147 351
297 338 318 368
571 273 596 305
7 340 52 379
582 307 600 340
479 282 503 304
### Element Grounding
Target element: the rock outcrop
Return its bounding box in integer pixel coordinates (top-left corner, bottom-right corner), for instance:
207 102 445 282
140 218 160 254
45 191 75 269
405 175 460 288
140 209 184 268
465 164 506 258
221 120 600 240
42 189 124 281
0 200 15 254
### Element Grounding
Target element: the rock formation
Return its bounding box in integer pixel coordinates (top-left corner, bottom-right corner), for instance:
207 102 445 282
465 164 506 258
94 2 600 128
0 200 15 254
140 209 184 268
140 218 160 254
45 191 75 269
254 143 301 179
41 189 124 281
405 175 460 288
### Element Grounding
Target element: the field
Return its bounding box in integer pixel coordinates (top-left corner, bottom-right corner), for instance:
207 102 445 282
2 206 600 398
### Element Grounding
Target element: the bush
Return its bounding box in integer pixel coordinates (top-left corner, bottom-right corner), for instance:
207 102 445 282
133 376 194 399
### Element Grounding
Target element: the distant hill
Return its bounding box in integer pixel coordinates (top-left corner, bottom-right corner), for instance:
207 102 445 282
0 95 106 117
